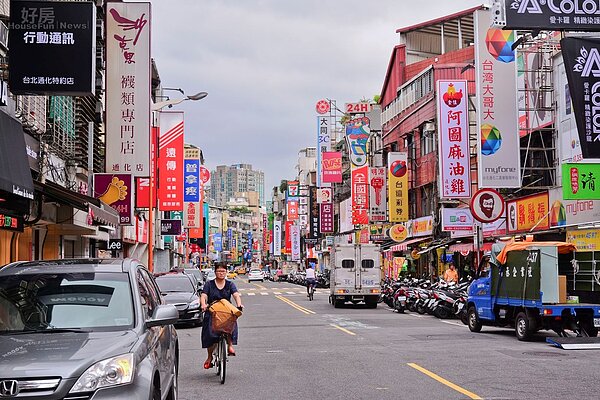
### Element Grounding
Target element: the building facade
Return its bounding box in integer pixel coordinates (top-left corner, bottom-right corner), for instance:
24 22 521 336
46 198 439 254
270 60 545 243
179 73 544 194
210 164 265 207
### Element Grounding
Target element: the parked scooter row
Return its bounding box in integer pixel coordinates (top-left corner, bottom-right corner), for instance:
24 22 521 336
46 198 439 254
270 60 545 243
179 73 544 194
381 276 472 324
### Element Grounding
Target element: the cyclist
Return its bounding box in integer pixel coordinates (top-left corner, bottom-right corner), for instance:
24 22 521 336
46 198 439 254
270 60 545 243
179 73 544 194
305 262 317 297
200 262 244 369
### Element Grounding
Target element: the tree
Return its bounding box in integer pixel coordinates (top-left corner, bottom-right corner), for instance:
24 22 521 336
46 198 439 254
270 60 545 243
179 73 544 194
279 180 288 194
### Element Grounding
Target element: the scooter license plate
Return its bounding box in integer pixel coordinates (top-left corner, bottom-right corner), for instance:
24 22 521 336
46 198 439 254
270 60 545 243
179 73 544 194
594 318 600 328
398 296 406 301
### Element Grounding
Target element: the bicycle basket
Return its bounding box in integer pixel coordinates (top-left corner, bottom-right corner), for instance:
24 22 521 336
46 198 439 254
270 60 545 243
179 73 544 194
211 310 238 334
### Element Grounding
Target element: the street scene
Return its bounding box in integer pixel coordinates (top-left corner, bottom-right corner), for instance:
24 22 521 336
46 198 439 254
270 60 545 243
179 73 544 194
2 0 600 399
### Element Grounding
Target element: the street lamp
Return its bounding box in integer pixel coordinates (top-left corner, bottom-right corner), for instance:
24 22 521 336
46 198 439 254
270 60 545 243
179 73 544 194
147 91 208 272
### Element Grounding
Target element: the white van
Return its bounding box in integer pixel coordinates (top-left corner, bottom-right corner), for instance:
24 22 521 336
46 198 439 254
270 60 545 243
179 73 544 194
329 244 380 308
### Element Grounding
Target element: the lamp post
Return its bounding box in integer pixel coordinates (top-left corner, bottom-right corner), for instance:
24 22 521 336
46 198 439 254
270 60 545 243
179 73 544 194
147 91 208 272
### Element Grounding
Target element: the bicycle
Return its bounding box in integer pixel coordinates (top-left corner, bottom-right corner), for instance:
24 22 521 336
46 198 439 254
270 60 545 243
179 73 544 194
208 304 243 384
307 279 317 301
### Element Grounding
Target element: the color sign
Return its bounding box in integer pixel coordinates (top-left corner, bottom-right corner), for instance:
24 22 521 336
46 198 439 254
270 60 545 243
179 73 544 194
319 203 334 233
322 151 342 183
475 9 521 187
93 173 133 225
158 112 184 211
562 163 600 200
273 220 282 256
309 186 320 240
184 201 201 229
441 208 474 232
0 212 24 232
351 165 369 225
389 224 408 242
317 116 331 186
183 159 200 202
470 188 505 223
503 0 600 31
291 224 301 261
566 228 600 251
437 80 471 198
506 192 549 234
345 117 370 167
411 215 433 237
369 167 387 221
214 233 223 252
548 187 600 228
160 219 182 236
388 152 409 222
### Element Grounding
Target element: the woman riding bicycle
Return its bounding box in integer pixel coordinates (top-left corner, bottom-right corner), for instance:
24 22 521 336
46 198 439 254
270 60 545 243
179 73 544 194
200 262 244 369
305 262 317 297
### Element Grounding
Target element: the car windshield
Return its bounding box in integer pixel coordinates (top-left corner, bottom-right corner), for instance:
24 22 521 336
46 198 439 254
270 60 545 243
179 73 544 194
0 272 134 333
156 276 194 292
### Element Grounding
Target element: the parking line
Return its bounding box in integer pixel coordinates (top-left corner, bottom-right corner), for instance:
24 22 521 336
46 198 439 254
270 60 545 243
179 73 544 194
275 295 315 315
407 363 482 400
330 324 356 336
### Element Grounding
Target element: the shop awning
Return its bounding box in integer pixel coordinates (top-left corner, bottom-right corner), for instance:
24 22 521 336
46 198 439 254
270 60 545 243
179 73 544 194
88 203 120 229
449 242 474 253
390 236 431 252
0 111 34 201
417 238 456 254
35 180 100 211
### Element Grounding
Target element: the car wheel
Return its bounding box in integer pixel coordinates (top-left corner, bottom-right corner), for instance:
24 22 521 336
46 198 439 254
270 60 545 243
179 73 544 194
166 360 178 400
515 312 533 341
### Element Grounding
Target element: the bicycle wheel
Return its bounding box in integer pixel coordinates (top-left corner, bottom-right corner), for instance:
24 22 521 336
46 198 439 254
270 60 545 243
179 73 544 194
309 286 314 301
214 338 221 376
219 335 227 384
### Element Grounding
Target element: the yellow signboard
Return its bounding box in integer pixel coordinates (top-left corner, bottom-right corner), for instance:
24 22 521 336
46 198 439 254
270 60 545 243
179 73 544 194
388 152 409 222
566 228 600 251
506 192 549 234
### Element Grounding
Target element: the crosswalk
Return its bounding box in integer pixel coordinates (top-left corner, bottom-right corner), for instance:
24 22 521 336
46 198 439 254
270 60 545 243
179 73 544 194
238 287 328 296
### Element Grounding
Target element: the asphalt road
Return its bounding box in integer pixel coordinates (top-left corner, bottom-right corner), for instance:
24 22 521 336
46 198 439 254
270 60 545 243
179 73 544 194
176 278 600 400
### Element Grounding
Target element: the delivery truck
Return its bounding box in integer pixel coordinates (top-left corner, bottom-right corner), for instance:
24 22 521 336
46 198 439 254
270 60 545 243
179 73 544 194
467 242 600 347
329 244 380 308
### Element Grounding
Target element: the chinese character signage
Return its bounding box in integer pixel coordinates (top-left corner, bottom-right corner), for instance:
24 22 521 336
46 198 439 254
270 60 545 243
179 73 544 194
562 163 600 200
94 173 133 225
388 152 409 222
345 117 370 167
184 202 200 229
183 159 200 202
566 228 600 251
475 9 521 188
290 225 301 261
369 167 387 221
273 220 282 256
351 165 369 225
214 233 223 252
105 2 151 176
411 216 434 237
322 151 343 183
561 37 600 159
316 116 331 186
437 80 471 198
503 0 600 31
441 208 474 232
320 203 334 233
9 1 96 95
158 112 184 211
160 219 182 236
285 220 293 255
339 198 354 233
309 186 320 239
287 200 299 221
506 192 549 233
0 212 24 232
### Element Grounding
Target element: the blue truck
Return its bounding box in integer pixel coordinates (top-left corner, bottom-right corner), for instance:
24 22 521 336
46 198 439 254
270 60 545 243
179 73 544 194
467 242 600 344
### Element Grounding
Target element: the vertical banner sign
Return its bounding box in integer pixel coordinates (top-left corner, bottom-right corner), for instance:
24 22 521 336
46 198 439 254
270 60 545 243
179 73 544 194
291 225 301 261
475 9 521 188
317 116 331 186
263 213 269 254
106 2 151 176
214 233 223 252
388 152 409 222
369 167 387 221
287 200 299 221
285 220 293 255
322 151 343 183
437 80 471 198
226 228 233 252
158 112 184 211
273 220 282 256
320 203 334 233
94 174 133 225
309 186 320 239
561 37 600 159
351 165 370 225
345 117 370 167
183 159 200 228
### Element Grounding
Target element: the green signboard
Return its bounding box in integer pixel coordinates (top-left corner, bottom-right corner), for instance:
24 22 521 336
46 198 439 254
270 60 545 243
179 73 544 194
562 163 600 200
491 250 541 301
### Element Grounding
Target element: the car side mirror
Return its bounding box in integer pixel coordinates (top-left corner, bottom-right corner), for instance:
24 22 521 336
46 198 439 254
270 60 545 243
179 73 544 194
146 304 178 328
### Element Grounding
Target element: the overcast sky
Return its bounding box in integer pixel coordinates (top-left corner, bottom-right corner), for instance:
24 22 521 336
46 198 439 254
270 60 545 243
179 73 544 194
150 0 484 193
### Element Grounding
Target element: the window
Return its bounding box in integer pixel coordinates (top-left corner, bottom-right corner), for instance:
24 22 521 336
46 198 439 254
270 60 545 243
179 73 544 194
420 185 434 216
420 129 435 155
137 272 157 319
342 260 354 269
362 260 375 269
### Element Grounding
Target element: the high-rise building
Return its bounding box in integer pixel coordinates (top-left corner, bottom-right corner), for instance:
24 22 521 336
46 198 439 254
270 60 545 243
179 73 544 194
210 164 265 207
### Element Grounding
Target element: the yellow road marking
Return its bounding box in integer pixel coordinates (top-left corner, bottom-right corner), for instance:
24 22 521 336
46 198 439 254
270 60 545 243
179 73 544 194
330 324 356 336
407 363 482 400
275 295 315 315
252 283 267 290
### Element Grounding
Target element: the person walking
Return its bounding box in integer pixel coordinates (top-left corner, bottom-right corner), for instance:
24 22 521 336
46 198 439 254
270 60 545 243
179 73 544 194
200 263 244 370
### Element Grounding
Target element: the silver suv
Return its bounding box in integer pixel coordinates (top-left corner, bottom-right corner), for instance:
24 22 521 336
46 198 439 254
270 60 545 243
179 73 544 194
0 258 179 399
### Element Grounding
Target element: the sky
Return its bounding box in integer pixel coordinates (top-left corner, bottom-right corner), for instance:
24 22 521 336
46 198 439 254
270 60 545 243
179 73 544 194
150 0 484 193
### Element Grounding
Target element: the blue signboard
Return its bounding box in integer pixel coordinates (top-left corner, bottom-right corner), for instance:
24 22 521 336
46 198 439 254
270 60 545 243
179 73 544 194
226 228 233 251
214 233 223 252
184 159 200 202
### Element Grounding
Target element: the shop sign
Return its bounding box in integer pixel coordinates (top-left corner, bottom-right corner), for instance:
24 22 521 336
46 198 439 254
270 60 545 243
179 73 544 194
287 200 299 221
339 198 353 233
441 208 473 231
317 188 332 204
351 165 369 225
345 117 370 167
322 152 342 183
483 218 507 238
503 0 600 31
273 221 282 256
315 99 330 115
411 216 433 237
214 233 223 252
160 219 182 236
437 80 471 198
287 180 299 198
93 173 133 225
316 116 331 187
389 224 408 242
506 192 549 234
566 228 600 251
136 218 147 244
157 112 184 211
0 212 24 232
562 163 600 200
184 201 200 229
290 225 301 261
369 167 387 222
345 102 374 114
388 152 409 222
319 203 334 233
107 239 123 251
285 220 293 255
369 223 389 243
549 187 600 227
471 188 505 223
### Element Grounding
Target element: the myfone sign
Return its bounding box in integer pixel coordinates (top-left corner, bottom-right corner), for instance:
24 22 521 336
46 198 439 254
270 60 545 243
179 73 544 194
503 0 600 30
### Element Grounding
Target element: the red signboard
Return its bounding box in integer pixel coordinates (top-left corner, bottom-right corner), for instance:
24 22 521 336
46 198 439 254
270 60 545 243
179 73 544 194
158 112 184 211
319 203 334 233
322 151 342 183
351 165 369 225
287 200 299 221
285 220 293 254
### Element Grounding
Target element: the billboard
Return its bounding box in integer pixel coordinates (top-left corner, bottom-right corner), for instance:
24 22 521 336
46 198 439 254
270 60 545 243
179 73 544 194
345 117 370 167
351 165 369 225
388 152 409 222
369 167 387 221
322 152 343 183
93 173 132 225
441 208 474 232
502 0 600 31
158 112 184 211
562 163 600 200
506 192 549 233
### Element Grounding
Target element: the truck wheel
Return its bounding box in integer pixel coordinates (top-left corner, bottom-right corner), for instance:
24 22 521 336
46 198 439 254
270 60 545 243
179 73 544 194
467 306 482 333
515 312 533 341
333 298 343 308
366 298 378 309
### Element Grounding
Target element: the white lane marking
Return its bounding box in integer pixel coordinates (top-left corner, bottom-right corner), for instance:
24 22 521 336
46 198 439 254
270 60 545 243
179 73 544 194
246 292 256 296
260 292 268 295
273 292 282 295
287 291 295 294
440 320 468 328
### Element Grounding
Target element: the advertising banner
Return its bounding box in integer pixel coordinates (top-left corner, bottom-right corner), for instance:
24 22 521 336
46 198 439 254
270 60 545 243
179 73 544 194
105 2 151 176
503 0 600 31
475 9 521 187
226 228 232 251
549 187 600 227
8 1 96 95
437 80 471 198
309 186 320 239
287 200 299 221
441 208 474 232
285 220 293 255
388 152 409 222
339 198 354 233
317 116 331 186
506 192 549 233
290 225 301 261
184 201 200 229
411 216 433 237
351 165 369 225
93 173 132 225
158 112 184 211
345 117 370 167
562 163 600 200
322 152 342 183
319 203 334 233
561 37 600 159
369 167 387 221
160 219 182 236
183 159 200 202
566 228 600 251
214 233 223 252
273 220 282 256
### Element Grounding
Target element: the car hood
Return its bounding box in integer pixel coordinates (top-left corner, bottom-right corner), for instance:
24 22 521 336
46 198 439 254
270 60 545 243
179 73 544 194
161 292 196 304
0 330 138 379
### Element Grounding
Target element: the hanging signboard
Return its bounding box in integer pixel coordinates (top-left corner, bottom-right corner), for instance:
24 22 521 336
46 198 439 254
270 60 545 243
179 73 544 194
506 192 549 234
93 173 133 225
566 228 600 251
273 220 282 256
322 152 343 183
319 203 334 233
388 152 409 222
470 188 505 224
316 115 331 187
369 167 387 221
441 208 474 232
437 80 471 198
160 219 182 236
562 163 600 200
345 117 370 167
351 165 369 225
309 186 320 239
158 112 184 211
290 224 301 261
502 0 600 31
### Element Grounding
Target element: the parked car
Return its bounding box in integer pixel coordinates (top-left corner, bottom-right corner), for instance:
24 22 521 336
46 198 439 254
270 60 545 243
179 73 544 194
201 268 216 281
247 268 264 282
184 268 204 288
155 272 202 326
0 258 179 399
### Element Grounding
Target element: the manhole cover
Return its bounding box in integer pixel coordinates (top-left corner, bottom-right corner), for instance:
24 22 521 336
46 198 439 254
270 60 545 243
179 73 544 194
523 351 562 357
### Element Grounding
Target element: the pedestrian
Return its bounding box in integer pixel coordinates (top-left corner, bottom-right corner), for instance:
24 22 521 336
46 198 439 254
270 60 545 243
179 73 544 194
443 262 458 284
276 267 283 282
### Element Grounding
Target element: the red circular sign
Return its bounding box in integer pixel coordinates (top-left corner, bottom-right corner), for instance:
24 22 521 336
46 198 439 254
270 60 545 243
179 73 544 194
470 188 505 223
315 99 330 115
199 166 211 184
